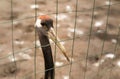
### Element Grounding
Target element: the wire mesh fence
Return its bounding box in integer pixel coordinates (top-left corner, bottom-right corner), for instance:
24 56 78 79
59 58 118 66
0 0 120 79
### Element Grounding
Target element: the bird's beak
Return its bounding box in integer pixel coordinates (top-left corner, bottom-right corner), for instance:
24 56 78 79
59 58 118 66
48 27 70 62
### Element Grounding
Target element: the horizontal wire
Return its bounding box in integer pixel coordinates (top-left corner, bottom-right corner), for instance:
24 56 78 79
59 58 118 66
0 2 119 60
21 57 83 79
0 2 120 25
0 1 119 79
0 31 101 60
0 30 119 60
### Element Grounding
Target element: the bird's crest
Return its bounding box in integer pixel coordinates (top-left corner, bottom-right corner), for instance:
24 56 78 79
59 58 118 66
39 15 51 20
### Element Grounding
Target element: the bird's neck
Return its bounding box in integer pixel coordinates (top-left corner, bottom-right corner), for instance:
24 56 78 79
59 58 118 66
39 35 54 67
37 30 54 79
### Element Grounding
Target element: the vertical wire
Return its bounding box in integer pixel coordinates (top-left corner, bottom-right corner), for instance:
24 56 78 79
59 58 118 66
53 0 59 77
54 0 58 62
34 0 37 78
83 0 96 79
108 26 120 79
11 0 17 79
68 0 78 78
97 0 111 77
48 0 59 78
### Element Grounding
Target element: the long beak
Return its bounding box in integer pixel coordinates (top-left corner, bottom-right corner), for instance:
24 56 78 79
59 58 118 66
48 27 70 62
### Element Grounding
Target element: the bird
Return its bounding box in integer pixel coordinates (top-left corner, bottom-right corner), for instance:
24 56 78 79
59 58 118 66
35 15 70 79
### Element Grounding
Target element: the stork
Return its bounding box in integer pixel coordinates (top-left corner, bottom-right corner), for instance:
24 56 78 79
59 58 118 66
35 15 70 79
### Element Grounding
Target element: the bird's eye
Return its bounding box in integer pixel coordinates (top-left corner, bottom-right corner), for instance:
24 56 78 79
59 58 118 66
41 22 45 26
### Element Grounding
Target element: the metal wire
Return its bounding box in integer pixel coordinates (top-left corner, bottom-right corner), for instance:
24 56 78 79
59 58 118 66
11 0 17 79
0 31 99 61
21 57 83 79
52 0 59 78
83 0 96 79
54 0 59 73
0 29 118 61
33 0 37 79
68 0 78 79
108 26 120 79
0 2 120 25
97 0 111 77
1 0 120 79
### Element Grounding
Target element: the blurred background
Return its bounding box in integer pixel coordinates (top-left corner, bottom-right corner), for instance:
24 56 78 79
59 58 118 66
0 0 120 79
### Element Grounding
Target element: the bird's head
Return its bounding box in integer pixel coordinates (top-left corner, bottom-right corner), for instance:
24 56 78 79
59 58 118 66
35 15 70 62
35 15 54 35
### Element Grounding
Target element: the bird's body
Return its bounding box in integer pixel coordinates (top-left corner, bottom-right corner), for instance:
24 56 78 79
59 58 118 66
35 15 69 79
